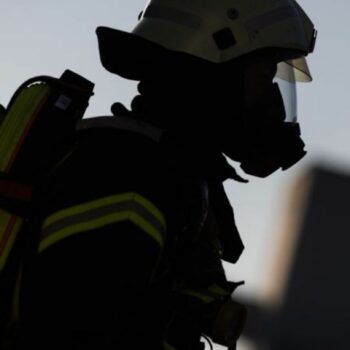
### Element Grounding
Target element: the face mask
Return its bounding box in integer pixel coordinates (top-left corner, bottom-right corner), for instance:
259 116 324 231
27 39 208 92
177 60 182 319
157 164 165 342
232 120 307 178
220 58 307 178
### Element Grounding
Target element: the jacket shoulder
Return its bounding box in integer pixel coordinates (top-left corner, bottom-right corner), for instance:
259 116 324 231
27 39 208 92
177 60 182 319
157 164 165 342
44 126 175 220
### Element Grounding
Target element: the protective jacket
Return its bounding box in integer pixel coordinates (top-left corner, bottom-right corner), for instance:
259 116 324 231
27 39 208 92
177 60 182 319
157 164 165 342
9 115 244 350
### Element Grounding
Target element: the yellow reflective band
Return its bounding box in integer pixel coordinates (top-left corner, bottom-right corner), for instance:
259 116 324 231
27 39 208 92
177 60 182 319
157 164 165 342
0 209 23 272
179 289 216 304
0 84 51 171
39 193 166 253
133 193 166 229
43 192 166 230
207 284 231 297
179 284 231 304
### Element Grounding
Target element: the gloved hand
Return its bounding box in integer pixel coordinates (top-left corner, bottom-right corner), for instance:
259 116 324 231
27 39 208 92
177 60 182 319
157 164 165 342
209 298 247 348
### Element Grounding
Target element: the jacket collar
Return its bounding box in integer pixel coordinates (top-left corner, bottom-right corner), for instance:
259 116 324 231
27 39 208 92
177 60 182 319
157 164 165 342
76 115 164 143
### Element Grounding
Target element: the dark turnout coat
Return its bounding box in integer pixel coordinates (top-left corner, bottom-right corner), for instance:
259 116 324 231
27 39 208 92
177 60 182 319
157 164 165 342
10 116 243 349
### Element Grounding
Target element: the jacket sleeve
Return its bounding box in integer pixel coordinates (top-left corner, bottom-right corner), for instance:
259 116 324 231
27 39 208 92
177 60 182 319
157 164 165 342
36 130 172 286
16 131 173 348
38 191 167 287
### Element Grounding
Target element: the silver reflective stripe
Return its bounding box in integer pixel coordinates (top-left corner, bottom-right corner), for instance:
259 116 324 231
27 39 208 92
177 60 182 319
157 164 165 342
77 116 164 143
144 4 202 30
246 6 297 34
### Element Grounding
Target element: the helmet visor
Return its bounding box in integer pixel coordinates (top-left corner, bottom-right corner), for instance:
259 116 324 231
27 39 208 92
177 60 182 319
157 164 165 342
274 57 312 123
277 57 312 83
271 62 293 123
274 68 297 123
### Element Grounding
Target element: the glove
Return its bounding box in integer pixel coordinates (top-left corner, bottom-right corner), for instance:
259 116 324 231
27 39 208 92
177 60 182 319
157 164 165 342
209 298 247 348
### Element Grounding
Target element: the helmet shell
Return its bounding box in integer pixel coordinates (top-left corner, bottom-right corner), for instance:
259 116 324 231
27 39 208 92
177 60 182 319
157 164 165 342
97 0 316 81
134 0 315 63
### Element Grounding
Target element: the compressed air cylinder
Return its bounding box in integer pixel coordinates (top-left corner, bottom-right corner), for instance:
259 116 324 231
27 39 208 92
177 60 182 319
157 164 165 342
0 71 94 272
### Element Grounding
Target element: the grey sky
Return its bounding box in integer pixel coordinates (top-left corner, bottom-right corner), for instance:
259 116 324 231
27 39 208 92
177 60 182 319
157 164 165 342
0 0 346 332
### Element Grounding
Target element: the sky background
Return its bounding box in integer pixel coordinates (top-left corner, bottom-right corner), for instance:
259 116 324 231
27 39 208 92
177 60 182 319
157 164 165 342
0 1 348 348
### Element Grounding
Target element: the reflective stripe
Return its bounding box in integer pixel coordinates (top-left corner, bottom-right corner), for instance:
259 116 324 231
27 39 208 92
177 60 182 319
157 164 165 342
39 193 166 253
180 289 215 303
144 4 202 30
0 84 51 171
246 6 296 34
77 116 164 143
207 284 231 297
179 284 231 304
0 209 23 272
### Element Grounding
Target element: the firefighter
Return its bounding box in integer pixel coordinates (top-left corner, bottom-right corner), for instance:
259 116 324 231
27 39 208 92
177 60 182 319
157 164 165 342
10 0 316 349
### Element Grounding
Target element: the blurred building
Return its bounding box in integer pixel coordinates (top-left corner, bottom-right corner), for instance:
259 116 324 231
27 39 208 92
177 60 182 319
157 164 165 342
242 166 350 350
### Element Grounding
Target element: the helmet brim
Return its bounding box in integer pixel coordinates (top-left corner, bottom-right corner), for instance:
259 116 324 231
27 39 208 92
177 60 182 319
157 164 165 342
96 27 313 83
96 26 172 81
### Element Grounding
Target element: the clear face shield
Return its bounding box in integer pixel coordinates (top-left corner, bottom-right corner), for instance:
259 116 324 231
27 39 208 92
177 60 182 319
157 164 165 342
223 56 312 178
274 57 312 123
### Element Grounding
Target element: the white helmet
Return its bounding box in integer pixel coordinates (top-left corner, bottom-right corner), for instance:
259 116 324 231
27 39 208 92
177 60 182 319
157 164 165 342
97 0 317 82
